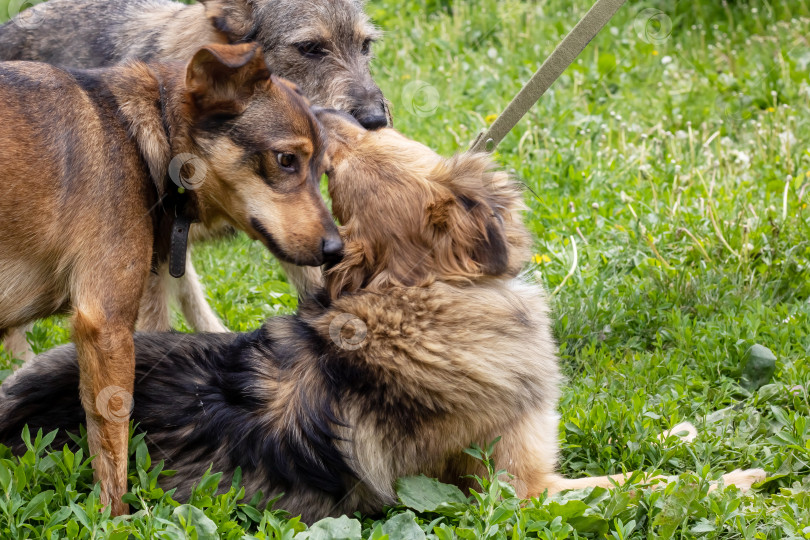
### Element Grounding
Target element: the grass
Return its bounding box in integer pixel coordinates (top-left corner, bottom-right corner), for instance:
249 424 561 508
2 0 810 537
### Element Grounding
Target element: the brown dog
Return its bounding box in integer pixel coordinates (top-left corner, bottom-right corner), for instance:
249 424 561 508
0 0 388 356
0 110 765 521
0 42 341 515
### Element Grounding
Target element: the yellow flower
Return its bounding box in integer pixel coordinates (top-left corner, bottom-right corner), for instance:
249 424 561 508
803 203 808 209
401 74 411 80
652 50 659 56
532 254 551 265
805 171 810 178
766 107 775 113
485 113 498 124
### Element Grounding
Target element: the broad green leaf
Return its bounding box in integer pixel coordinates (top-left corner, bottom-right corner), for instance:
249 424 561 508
568 515 609 535
381 511 426 540
691 519 716 534
545 500 588 519
740 344 777 391
172 504 218 539
396 476 466 512
299 516 362 540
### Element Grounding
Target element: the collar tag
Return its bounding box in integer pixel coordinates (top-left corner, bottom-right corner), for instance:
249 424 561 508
169 215 194 278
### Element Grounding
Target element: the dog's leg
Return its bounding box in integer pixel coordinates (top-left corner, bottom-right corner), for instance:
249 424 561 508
510 418 766 496
137 267 172 332
2 323 34 365
279 261 324 299
72 302 135 516
713 469 766 491
138 255 227 333
173 253 228 333
72 243 149 517
537 468 766 495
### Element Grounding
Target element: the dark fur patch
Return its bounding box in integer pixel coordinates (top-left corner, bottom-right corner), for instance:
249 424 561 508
138 325 354 497
473 220 509 276
0 326 354 500
0 351 83 453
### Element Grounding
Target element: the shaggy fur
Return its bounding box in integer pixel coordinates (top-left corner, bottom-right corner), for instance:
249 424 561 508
0 0 387 353
0 112 765 522
0 43 341 515
0 0 387 127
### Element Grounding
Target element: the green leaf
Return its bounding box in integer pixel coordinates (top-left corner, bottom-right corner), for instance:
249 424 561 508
19 490 54 523
691 519 716 534
381 511 426 540
239 504 263 522
740 344 777 391
652 483 699 540
0 461 11 495
369 524 390 540
433 523 455 540
396 476 466 512
66 519 79 538
299 516 362 540
43 506 72 529
172 504 219 539
455 528 478 540
545 500 588 519
490 505 514 525
568 515 609 535
69 502 90 529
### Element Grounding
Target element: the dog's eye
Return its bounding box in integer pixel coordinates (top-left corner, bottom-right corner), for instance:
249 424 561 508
361 39 373 55
277 152 297 171
296 42 327 59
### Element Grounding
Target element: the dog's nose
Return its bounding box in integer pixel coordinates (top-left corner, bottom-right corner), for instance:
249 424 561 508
321 235 344 266
355 112 388 130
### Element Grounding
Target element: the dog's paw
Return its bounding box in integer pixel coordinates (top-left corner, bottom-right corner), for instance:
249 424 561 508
658 421 698 443
720 468 767 491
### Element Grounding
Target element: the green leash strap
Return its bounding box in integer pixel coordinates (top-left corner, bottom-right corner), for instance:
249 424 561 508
469 0 627 153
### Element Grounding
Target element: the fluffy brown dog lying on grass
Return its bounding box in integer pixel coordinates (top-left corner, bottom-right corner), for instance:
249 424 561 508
0 110 765 521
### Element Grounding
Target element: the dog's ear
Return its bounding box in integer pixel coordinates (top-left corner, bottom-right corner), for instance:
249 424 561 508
200 0 256 42
185 43 271 116
325 236 371 299
427 192 510 277
426 153 530 278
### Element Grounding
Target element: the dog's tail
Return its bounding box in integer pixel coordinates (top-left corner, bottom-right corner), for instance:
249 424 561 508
0 345 85 453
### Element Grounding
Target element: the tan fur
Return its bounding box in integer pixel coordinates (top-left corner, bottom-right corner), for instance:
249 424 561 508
311 110 766 509
0 111 766 521
0 0 388 354
0 44 338 514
